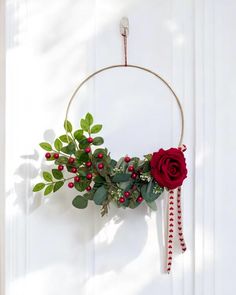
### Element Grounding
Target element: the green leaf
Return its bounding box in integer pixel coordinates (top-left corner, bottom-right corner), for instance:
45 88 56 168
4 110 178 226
79 138 90 149
146 201 157 211
44 184 54 196
74 129 84 141
74 181 90 192
93 148 107 157
85 113 93 126
112 173 131 182
77 168 87 177
129 199 140 209
110 159 117 168
52 169 63 180
39 142 52 151
64 120 73 132
53 181 64 192
43 171 53 182
59 134 72 143
93 185 107 205
94 175 105 184
61 142 76 155
76 152 89 163
55 156 69 164
72 195 88 209
33 182 45 192
91 124 102 134
54 138 63 151
93 137 104 146
83 192 94 200
142 161 151 173
80 119 89 132
141 181 162 202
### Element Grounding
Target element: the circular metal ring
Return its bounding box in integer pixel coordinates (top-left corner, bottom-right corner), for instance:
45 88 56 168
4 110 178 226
65 64 184 146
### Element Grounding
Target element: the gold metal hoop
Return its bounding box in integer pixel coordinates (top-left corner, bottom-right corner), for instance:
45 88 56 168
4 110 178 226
65 64 184 147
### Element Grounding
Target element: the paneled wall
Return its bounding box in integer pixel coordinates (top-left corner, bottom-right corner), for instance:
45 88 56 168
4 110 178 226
2 0 236 294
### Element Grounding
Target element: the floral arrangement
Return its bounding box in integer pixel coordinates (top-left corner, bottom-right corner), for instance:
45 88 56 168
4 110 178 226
33 113 187 217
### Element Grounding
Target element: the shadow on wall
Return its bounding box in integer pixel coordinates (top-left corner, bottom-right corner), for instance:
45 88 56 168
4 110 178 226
11 126 167 279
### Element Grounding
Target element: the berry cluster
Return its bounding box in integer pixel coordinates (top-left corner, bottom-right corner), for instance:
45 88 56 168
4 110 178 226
33 113 164 216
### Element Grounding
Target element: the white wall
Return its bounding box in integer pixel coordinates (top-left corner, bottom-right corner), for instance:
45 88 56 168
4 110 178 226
3 0 236 294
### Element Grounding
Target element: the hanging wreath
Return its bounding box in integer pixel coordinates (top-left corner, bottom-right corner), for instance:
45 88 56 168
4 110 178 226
32 18 189 274
33 112 187 217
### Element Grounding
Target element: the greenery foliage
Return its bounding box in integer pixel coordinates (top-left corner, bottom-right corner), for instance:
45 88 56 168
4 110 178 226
33 113 164 216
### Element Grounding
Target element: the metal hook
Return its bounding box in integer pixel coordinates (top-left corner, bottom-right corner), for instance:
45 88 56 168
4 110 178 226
120 17 129 37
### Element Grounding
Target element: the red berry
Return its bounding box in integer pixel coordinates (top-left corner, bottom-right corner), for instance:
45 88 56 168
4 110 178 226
97 153 103 159
53 153 59 159
124 191 131 198
85 147 91 153
71 167 77 173
87 137 93 143
86 173 93 180
86 161 92 168
124 156 131 163
131 172 138 179
58 165 64 171
132 184 137 190
68 182 74 188
74 176 80 182
45 152 51 159
98 163 104 169
86 186 92 191
128 165 134 172
137 195 143 203
68 157 75 164
119 197 125 203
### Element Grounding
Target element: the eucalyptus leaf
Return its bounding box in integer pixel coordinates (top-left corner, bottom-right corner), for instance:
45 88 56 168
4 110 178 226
33 183 45 192
141 181 162 202
112 173 131 182
39 142 52 151
110 159 117 168
72 195 88 209
93 185 107 205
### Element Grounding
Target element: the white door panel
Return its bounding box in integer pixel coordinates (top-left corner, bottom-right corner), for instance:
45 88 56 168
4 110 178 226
2 0 236 294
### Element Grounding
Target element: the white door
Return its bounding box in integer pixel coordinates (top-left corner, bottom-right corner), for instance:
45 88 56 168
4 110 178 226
1 0 236 294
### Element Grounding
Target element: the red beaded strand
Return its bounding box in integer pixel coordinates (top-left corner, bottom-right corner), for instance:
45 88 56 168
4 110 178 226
177 186 187 252
166 190 175 273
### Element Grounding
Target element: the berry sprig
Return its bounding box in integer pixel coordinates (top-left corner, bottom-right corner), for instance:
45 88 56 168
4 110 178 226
33 113 164 216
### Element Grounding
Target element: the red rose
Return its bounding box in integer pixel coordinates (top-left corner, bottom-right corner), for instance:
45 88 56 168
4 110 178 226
150 148 187 189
